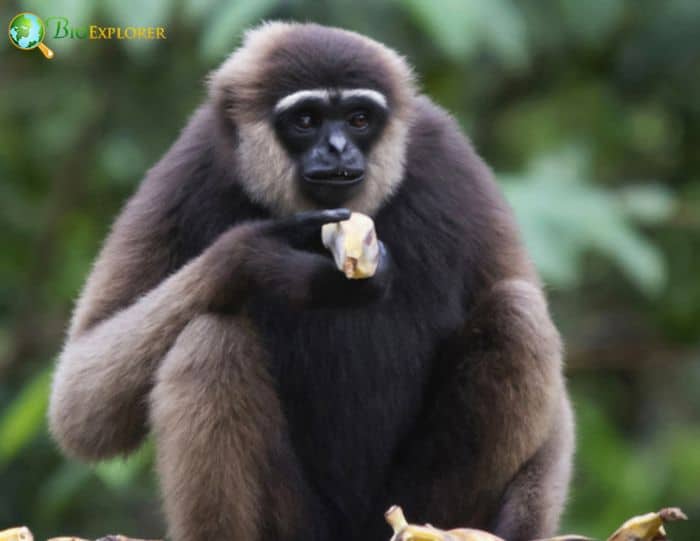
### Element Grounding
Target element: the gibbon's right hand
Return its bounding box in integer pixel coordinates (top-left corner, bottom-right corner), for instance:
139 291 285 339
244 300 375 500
203 209 351 311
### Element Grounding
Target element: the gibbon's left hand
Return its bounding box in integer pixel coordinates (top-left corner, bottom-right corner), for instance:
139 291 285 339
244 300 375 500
249 211 393 307
196 206 392 309
305 238 393 306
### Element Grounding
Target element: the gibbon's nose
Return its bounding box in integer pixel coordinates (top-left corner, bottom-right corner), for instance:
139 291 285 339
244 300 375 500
328 132 348 154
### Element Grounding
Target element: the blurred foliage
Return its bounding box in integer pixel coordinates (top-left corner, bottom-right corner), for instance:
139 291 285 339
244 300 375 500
502 147 674 294
1 0 699 539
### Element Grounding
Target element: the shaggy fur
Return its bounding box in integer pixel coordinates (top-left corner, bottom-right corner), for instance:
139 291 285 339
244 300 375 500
49 22 574 541
150 314 309 541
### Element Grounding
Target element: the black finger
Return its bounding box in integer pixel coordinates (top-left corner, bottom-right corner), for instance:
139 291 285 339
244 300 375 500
293 208 351 230
270 208 351 243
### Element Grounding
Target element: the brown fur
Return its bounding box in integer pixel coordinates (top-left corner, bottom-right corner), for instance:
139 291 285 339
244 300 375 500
493 393 575 539
48 219 262 459
150 314 306 541
49 254 209 459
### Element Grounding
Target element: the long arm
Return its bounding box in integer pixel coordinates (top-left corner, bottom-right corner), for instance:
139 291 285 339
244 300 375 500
50 247 214 460
48 194 361 461
47 177 260 460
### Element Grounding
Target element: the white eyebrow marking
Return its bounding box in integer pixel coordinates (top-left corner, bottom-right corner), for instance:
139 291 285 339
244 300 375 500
274 89 330 113
340 88 387 108
274 88 388 113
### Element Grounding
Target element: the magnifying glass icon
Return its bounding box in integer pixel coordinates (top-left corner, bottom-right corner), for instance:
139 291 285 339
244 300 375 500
8 12 55 59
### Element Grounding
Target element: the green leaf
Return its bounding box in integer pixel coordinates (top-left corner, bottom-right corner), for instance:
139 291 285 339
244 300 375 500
36 461 93 522
501 147 673 295
397 0 528 67
199 0 279 61
399 0 480 61
103 0 172 29
559 0 625 46
618 184 675 224
94 439 154 490
103 0 173 57
183 0 223 23
0 366 52 467
98 134 147 185
597 222 667 294
22 0 95 22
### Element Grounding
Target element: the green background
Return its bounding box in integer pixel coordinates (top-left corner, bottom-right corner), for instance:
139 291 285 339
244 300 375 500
1 0 699 539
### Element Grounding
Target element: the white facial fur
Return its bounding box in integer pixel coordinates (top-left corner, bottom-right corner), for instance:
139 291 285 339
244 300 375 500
337 89 387 108
274 89 330 113
274 88 388 114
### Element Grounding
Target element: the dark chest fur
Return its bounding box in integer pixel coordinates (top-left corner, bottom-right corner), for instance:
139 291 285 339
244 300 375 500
175 162 473 521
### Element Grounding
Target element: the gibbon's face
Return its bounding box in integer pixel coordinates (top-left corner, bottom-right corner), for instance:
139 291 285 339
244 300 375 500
273 88 389 207
210 23 416 215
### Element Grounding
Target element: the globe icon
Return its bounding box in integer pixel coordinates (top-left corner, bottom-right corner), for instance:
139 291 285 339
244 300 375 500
8 12 54 58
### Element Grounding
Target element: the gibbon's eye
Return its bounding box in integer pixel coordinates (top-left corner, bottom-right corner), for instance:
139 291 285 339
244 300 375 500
294 112 316 132
348 111 369 130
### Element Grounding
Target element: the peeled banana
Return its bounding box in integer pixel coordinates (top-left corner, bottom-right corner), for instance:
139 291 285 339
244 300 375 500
321 211 379 279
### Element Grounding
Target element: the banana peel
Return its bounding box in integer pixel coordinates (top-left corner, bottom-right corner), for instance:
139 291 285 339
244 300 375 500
605 507 687 541
386 506 507 541
385 506 686 541
0 506 687 541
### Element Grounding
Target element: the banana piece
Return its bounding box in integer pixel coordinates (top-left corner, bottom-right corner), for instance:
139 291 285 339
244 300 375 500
0 527 33 541
606 507 687 541
321 212 379 279
385 506 505 541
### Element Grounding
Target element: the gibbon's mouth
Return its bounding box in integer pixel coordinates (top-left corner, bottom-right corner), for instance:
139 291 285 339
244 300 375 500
303 169 365 186
301 169 365 206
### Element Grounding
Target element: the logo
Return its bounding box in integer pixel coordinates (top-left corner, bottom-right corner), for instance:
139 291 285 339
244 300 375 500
8 13 168 59
8 12 55 59
46 17 167 41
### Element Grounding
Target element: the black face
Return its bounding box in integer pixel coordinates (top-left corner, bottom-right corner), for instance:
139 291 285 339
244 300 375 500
273 91 388 206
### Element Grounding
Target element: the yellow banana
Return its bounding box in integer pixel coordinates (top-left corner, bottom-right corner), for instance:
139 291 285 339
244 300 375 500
0 527 33 541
